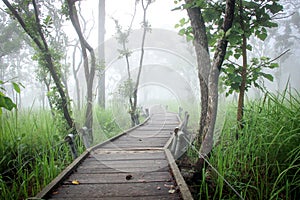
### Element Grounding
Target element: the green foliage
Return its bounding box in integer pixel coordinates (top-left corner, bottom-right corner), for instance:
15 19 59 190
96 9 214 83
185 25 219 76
0 110 78 199
94 107 123 141
0 13 24 57
174 0 283 95
117 79 135 98
0 80 24 115
190 90 300 199
221 57 279 96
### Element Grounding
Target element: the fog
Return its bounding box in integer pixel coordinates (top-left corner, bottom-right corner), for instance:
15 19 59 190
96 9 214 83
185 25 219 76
1 0 300 115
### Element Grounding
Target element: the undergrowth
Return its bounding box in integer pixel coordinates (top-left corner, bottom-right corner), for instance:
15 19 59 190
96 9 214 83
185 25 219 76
195 90 300 199
0 106 124 199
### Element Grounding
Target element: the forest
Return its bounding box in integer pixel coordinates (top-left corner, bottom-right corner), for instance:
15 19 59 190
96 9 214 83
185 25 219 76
0 0 299 199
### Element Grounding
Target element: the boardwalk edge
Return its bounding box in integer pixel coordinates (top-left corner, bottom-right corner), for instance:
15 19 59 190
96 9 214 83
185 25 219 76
165 148 194 200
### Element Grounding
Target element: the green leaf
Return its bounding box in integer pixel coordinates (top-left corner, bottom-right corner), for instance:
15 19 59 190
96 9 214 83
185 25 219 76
246 44 252 51
178 28 186 36
262 73 274 82
257 32 268 41
12 82 21 93
179 18 186 25
234 53 241 59
0 96 16 111
269 63 279 69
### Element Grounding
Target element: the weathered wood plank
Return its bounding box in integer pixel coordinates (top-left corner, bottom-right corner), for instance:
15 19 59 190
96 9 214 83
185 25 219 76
50 195 181 200
100 140 168 148
48 182 180 198
90 150 166 161
64 171 173 184
127 131 172 138
75 166 169 174
78 159 169 170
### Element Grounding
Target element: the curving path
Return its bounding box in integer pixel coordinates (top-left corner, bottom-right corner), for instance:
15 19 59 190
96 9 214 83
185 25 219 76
35 106 193 200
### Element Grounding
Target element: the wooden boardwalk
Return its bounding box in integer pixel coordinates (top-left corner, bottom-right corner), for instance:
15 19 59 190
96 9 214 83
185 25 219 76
35 107 193 200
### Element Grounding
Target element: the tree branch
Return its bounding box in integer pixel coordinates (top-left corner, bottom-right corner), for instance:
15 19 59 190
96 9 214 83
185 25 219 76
269 49 290 63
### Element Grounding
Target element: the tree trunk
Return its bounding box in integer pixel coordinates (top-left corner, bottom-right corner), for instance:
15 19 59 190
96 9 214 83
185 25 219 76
236 0 247 140
98 0 106 108
72 43 82 110
185 0 236 181
131 0 151 126
185 2 210 146
68 0 96 144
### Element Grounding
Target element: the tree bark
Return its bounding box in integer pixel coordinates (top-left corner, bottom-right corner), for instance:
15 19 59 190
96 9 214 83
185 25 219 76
68 0 96 143
132 0 150 126
236 0 247 139
72 42 82 110
98 0 106 108
185 0 210 146
185 0 236 180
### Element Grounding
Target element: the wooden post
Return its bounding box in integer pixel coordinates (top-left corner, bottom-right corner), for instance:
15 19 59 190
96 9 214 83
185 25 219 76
80 127 90 149
65 134 78 159
181 111 190 133
178 107 183 119
145 108 149 117
174 131 188 159
170 127 179 154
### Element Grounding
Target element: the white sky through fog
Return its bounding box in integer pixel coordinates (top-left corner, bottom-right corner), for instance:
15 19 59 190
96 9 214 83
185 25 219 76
76 0 187 47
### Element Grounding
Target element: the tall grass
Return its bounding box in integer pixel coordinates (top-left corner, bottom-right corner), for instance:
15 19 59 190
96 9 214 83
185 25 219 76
196 90 300 199
0 109 74 199
0 106 125 199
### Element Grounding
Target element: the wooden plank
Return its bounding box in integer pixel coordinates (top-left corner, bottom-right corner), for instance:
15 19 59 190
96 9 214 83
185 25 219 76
48 182 181 198
102 137 171 144
90 150 166 161
50 195 181 200
165 149 193 200
75 166 169 174
136 127 177 131
100 142 167 149
64 171 173 184
78 159 169 170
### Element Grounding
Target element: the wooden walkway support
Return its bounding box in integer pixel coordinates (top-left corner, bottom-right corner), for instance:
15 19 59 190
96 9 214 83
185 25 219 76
34 106 193 200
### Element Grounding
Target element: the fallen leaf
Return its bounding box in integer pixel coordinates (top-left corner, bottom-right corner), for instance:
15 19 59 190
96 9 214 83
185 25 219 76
72 180 80 185
168 189 176 194
52 191 59 195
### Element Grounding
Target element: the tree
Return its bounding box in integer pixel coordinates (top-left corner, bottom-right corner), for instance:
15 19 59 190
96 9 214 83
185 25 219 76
176 0 235 176
68 2 94 111
3 0 75 133
98 0 106 108
66 0 96 144
114 0 153 127
219 0 283 139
